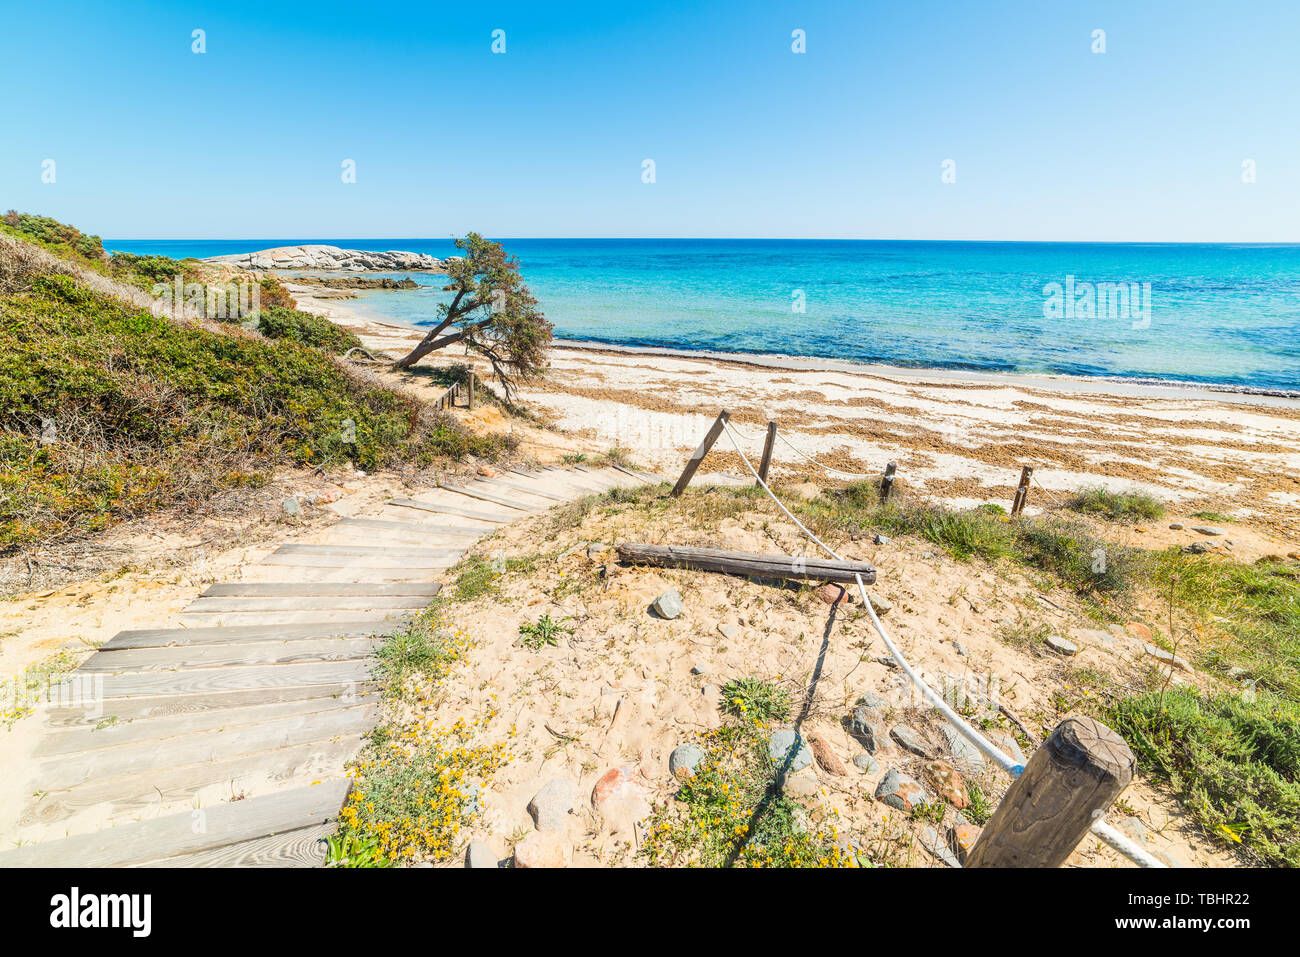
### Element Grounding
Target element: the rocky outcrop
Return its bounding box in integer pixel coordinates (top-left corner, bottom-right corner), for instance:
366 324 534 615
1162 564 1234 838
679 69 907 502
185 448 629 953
204 244 448 273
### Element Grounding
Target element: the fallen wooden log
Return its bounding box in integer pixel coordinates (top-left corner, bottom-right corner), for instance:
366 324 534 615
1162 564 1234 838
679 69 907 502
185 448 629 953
614 543 876 585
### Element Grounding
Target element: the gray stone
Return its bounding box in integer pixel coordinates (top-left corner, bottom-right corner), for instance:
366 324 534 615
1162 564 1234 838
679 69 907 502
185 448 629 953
890 725 936 758
921 825 961 867
1046 635 1079 656
1168 523 1185 530
939 725 986 775
652 589 684 620
953 641 968 657
847 707 880 752
527 778 574 831
716 623 739 640
1185 541 1219 554
586 542 609 560
876 656 900 670
768 729 813 772
690 662 707 675
281 496 302 518
867 593 893 616
852 753 879 774
1143 643 1194 673
984 728 1027 767
465 839 497 868
855 692 890 712
1118 817 1151 846
701 683 719 697
873 534 891 545
669 744 705 779
874 768 930 811
1191 526 1226 536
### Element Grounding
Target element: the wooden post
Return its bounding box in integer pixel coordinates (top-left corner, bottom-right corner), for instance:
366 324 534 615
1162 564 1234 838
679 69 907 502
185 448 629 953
1011 465 1033 516
880 462 897 503
467 371 475 410
756 421 777 487
671 410 730 497
964 716 1135 868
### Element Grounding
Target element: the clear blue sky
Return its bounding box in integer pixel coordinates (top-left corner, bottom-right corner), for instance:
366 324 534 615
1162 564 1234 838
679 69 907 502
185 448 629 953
3 0 1297 241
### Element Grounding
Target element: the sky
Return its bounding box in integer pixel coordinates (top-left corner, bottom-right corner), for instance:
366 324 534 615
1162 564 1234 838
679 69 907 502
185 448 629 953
2 0 1298 241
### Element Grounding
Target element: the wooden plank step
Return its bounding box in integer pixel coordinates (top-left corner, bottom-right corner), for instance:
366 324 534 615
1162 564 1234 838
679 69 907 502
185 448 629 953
332 517 485 538
613 464 663 483
202 582 442 598
273 544 461 558
437 480 542 513
23 738 363 828
185 596 427 613
40 682 373 728
389 498 511 523
0 779 352 867
176 610 413 627
35 705 377 791
102 621 398 651
37 693 379 756
91 660 374 698
139 823 333 867
473 475 571 502
261 554 456 570
78 637 381 674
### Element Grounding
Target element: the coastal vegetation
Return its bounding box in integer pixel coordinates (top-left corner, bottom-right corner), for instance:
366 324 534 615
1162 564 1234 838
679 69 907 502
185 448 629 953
394 233 553 397
0 223 504 551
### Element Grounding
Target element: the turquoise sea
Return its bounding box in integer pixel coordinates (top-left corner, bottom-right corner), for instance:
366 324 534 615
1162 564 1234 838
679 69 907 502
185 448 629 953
105 239 1300 394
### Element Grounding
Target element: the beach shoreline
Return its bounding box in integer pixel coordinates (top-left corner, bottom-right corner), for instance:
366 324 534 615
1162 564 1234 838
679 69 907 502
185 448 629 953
290 281 1300 408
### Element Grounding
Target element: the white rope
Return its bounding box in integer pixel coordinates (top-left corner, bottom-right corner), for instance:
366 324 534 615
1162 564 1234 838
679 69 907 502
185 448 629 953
716 418 1168 868
724 419 881 480
719 420 1023 777
1089 817 1168 869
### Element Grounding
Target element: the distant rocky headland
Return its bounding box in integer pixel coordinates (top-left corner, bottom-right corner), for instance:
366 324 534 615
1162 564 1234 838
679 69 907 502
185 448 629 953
288 275 420 290
205 244 447 272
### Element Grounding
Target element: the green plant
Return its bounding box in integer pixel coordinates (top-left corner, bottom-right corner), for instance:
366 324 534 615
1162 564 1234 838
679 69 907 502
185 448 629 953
248 305 362 354
519 613 570 649
965 782 994 826
323 830 395 868
1108 686 1300 867
1066 486 1165 523
450 554 538 602
721 678 792 724
1190 510 1234 523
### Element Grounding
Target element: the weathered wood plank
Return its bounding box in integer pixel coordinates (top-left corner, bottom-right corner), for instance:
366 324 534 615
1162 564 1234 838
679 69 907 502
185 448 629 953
101 621 397 651
473 475 570 502
615 542 878 585
389 498 511 523
201 582 441 598
24 737 365 828
332 517 484 538
78 637 381 674
91 660 374 698
185 596 427 613
261 554 455 569
37 693 379 756
672 410 730 496
0 779 352 867
35 705 377 791
39 682 374 727
437 480 543 512
139 823 334 868
273 544 461 558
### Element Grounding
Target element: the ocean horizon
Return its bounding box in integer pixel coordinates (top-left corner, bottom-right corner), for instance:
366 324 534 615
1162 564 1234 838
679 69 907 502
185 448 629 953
106 238 1300 394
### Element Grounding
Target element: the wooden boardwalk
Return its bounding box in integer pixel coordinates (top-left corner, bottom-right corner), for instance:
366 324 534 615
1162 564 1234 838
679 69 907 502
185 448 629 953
0 465 661 868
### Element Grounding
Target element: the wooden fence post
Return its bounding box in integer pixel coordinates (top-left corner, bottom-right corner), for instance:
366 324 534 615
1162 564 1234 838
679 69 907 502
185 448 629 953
672 410 730 497
756 421 777 487
964 716 1135 868
880 462 897 503
467 371 474 410
1011 465 1033 516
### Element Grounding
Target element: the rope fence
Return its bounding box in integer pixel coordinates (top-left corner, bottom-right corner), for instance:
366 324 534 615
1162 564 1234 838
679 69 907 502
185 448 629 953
696 412 1165 868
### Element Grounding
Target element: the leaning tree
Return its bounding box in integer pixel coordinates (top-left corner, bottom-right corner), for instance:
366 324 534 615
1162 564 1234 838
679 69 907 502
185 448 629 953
393 233 552 399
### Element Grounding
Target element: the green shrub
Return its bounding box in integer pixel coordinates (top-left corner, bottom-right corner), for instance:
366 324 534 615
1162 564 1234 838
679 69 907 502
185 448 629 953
0 273 501 549
249 306 362 354
1067 486 1165 523
1108 687 1300 867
